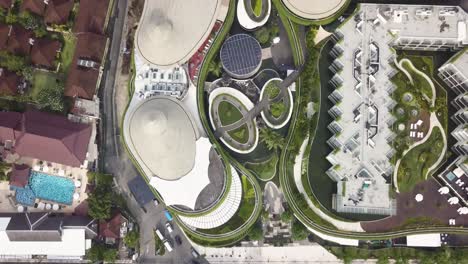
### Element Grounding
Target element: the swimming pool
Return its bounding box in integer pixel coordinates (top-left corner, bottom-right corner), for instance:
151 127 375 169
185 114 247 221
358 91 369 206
28 171 75 205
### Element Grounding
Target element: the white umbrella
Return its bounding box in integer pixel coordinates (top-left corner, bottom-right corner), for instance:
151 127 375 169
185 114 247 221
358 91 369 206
415 194 423 202
38 202 45 210
17 206 24 212
73 193 80 200
45 204 51 210
438 186 449 194
43 165 49 173
74 180 81 188
52 204 59 211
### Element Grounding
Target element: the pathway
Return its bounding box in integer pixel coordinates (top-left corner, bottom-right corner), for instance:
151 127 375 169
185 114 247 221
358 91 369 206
392 113 446 193
397 58 436 107
293 137 365 232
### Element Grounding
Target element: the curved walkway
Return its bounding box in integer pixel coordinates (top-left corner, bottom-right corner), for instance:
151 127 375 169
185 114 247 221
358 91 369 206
392 113 446 193
397 58 436 107
238 0 271 30
294 138 364 232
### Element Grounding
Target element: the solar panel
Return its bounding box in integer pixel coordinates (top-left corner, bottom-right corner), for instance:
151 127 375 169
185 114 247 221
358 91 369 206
220 34 262 78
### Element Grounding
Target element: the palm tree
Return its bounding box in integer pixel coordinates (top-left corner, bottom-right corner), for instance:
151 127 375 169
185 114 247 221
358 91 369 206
208 59 222 77
260 128 285 151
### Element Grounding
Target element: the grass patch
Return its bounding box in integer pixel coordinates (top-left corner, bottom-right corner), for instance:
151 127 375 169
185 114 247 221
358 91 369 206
265 79 281 99
401 60 433 100
245 151 279 181
251 0 262 17
30 70 62 99
218 100 243 126
397 127 444 193
227 124 249 144
59 33 77 74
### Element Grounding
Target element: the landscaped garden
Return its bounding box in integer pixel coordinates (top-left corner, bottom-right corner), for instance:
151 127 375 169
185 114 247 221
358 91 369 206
245 151 279 181
265 79 281 99
251 0 263 17
218 100 244 126
397 127 444 193
227 124 249 144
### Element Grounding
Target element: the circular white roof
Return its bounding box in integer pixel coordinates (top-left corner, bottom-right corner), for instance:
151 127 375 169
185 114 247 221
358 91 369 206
128 97 197 180
281 0 347 20
136 0 221 67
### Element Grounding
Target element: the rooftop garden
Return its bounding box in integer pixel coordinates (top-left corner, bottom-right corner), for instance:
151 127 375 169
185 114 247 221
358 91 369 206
264 79 281 99
245 151 279 181
218 100 244 126
251 0 263 17
227 124 249 144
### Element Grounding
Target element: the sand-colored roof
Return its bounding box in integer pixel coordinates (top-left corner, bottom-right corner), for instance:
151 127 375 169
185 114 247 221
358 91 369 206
135 0 222 67
281 0 347 20
127 97 197 181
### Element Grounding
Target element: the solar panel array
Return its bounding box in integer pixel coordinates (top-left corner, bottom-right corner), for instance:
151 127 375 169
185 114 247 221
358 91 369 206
220 34 262 77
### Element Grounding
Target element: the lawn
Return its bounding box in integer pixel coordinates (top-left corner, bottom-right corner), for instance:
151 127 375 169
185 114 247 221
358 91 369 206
270 101 286 118
59 33 77 74
397 127 444 193
218 100 244 126
227 124 249 144
251 0 262 17
245 151 278 181
201 175 256 234
30 70 62 100
264 79 281 99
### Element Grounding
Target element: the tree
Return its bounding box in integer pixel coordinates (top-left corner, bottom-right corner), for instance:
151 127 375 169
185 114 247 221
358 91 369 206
124 230 139 249
88 185 112 220
21 67 33 82
103 248 118 263
248 222 263 241
5 11 17 24
0 51 27 72
281 210 292 222
0 162 11 181
259 128 285 151
254 27 270 45
208 59 222 78
86 244 117 262
291 220 309 241
270 102 286 118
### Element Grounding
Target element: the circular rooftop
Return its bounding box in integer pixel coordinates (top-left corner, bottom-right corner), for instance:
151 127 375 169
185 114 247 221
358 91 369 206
136 0 221 67
220 34 262 79
281 0 348 20
127 97 197 180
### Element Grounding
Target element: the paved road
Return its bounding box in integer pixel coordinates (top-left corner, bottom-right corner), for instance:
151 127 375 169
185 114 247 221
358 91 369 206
99 1 205 263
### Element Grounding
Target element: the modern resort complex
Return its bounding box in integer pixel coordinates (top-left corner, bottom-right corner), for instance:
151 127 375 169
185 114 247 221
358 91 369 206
1 0 468 262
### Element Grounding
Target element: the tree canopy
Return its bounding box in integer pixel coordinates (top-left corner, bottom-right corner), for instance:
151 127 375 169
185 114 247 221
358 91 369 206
260 128 285 151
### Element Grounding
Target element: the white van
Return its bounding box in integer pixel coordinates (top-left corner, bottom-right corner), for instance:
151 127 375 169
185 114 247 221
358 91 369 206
165 222 173 233
155 229 164 240
164 241 173 252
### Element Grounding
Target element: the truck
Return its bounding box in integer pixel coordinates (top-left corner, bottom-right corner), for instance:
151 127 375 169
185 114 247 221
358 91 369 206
164 210 173 221
163 240 173 252
155 229 164 241
165 222 173 233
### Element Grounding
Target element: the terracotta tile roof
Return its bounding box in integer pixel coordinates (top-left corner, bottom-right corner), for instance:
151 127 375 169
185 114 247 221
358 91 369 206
65 33 107 99
0 110 92 167
9 164 31 188
31 38 61 69
20 0 46 16
0 111 21 143
73 0 110 34
6 25 33 56
44 0 74 25
0 0 12 9
0 23 9 50
99 211 122 239
0 68 19 96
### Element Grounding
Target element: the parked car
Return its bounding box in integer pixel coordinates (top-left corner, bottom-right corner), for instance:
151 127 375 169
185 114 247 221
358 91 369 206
155 229 164 240
191 248 200 258
165 222 173 233
164 240 173 252
164 210 173 221
175 235 182 245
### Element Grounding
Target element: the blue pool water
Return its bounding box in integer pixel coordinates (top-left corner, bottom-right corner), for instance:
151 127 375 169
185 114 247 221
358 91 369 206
16 171 75 205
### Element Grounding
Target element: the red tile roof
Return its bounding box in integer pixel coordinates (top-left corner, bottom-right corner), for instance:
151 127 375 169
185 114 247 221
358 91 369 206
31 38 61 69
0 0 12 10
0 68 19 96
44 0 74 25
0 111 92 167
9 164 31 188
0 111 21 143
99 212 122 239
20 0 46 16
6 25 33 56
0 24 9 50
73 0 110 34
65 33 107 100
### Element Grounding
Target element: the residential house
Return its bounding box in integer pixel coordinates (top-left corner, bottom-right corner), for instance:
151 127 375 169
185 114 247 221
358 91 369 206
0 68 19 96
99 210 128 244
6 25 33 56
20 0 46 16
44 0 74 25
65 32 108 100
0 0 12 10
0 23 9 50
30 38 61 69
73 0 111 34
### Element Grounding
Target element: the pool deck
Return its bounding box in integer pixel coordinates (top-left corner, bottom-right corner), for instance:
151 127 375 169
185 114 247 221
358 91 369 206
0 157 89 214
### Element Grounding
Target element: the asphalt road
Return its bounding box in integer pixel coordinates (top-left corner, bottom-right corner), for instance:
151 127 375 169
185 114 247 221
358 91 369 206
99 1 205 263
